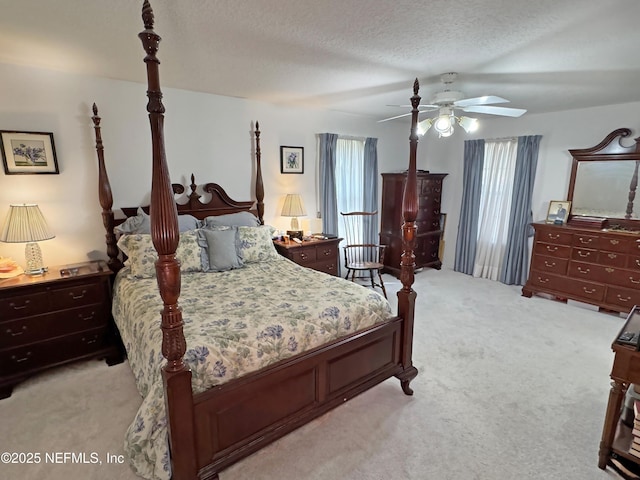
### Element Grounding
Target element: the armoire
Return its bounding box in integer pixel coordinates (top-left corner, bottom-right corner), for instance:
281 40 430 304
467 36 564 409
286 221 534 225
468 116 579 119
379 171 447 277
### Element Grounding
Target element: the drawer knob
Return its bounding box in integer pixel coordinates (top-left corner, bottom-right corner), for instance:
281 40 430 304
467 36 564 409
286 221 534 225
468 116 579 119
617 295 631 302
323 250 331 256
300 253 307 259
579 237 592 244
6 326 27 336
577 267 590 274
605 267 615 273
546 246 558 252
610 239 620 245
11 352 32 363
548 234 560 240
583 287 596 294
578 251 590 257
544 261 556 267
608 253 617 259
79 312 96 321
69 289 87 300
537 276 549 284
82 335 99 345
630 277 640 285
9 300 30 310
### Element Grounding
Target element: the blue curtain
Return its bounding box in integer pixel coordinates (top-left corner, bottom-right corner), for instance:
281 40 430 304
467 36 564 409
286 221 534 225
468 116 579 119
454 139 485 275
363 137 378 245
499 135 542 285
319 133 339 236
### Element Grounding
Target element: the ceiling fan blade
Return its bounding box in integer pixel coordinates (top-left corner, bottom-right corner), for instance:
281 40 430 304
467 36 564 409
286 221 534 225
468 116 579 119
454 96 509 107
378 109 437 123
461 105 527 117
386 104 439 109
378 112 412 123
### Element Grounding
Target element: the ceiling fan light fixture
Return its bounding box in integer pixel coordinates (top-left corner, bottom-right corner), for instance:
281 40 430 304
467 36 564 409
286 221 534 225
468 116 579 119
438 125 454 138
458 116 479 133
417 118 432 135
433 109 453 134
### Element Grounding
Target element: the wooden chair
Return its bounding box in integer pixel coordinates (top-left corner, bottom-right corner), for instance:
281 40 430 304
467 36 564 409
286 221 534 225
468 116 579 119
340 211 387 298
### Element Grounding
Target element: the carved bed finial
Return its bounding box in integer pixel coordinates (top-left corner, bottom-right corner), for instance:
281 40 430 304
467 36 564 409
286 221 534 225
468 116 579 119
91 103 122 273
255 121 264 224
142 0 154 29
413 77 419 96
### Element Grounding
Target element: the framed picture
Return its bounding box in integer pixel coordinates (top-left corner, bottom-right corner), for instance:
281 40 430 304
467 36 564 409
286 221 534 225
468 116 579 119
546 200 571 224
0 131 59 175
280 146 304 174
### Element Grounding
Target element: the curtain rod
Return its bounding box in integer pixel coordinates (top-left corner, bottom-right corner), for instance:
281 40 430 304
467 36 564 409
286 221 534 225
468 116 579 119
484 136 518 142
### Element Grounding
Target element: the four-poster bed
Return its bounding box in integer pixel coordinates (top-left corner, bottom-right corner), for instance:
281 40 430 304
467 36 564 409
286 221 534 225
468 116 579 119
92 2 422 479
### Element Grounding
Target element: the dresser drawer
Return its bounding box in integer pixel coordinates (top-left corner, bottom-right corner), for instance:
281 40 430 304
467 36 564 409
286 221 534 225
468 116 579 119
605 286 640 310
0 327 109 377
51 281 105 310
534 242 571 259
529 271 604 301
0 306 108 349
568 261 617 284
0 292 50 321
316 243 338 261
571 248 598 263
290 247 317 265
536 230 572 246
572 233 599 248
311 261 338 276
597 250 628 268
531 255 568 275
599 235 633 253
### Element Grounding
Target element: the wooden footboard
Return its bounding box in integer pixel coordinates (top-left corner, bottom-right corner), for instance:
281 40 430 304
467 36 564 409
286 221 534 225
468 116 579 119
92 3 420 479
193 318 403 479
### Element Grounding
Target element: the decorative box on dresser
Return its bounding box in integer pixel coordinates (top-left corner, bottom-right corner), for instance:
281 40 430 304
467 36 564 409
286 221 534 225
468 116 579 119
273 237 341 276
522 222 640 313
0 260 123 399
380 171 447 277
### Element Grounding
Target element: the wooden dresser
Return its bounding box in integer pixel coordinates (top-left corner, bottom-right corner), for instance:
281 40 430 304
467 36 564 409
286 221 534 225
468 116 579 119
0 260 123 399
522 222 640 313
380 171 447 277
273 237 341 276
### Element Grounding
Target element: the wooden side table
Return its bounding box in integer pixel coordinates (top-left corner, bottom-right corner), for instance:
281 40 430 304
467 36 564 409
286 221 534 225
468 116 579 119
0 260 124 399
599 306 640 472
273 237 342 276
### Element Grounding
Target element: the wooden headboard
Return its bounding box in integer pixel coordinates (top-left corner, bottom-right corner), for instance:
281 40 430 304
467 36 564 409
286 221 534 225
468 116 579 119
90 104 264 273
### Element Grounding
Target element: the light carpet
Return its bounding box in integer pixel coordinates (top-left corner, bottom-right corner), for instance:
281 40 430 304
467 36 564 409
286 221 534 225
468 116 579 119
0 268 627 480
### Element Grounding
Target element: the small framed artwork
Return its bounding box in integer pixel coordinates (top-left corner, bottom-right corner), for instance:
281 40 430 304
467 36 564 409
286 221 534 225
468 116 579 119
280 146 304 174
546 200 571 224
0 131 59 175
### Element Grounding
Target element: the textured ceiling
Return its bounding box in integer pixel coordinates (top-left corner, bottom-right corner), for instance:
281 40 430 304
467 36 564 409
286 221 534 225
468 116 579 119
1 0 639 121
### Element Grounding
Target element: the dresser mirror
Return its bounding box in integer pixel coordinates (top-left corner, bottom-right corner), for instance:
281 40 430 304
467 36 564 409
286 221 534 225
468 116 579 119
567 128 640 229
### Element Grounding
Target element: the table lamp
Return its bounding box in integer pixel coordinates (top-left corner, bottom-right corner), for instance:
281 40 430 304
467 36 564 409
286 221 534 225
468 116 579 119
281 194 306 240
0 204 55 275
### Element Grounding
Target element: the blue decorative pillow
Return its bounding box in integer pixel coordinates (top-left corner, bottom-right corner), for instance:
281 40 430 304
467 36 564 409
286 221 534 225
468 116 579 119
116 208 201 234
197 228 244 272
204 211 259 228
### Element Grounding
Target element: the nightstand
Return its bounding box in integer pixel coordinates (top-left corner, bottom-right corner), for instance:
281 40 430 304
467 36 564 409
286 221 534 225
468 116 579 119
0 260 124 399
273 237 342 276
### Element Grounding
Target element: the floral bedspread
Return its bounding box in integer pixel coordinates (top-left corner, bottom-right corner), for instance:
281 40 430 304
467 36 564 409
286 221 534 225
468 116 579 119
112 256 392 480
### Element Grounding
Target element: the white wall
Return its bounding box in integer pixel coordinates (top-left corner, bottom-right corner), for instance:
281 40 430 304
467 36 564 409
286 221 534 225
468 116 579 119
0 62 408 269
416 101 640 269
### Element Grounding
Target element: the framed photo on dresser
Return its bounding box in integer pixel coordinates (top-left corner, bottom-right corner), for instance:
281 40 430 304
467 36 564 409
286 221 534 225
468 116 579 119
546 200 571 224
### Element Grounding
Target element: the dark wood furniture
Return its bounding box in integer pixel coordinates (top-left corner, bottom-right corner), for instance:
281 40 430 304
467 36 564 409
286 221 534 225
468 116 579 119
0 260 123 399
599 306 640 472
380 170 447 277
523 129 640 311
273 237 341 276
92 4 421 479
522 222 640 313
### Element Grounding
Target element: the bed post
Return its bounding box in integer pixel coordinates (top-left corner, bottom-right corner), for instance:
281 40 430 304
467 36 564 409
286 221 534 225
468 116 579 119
91 104 123 273
139 3 198 480
255 121 265 224
395 78 420 395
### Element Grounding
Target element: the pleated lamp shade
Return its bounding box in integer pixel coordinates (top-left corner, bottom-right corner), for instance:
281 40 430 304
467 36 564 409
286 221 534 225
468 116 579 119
281 194 306 231
0 204 54 275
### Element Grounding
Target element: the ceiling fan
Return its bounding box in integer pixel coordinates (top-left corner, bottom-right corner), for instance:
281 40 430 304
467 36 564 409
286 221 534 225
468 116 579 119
379 72 527 137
